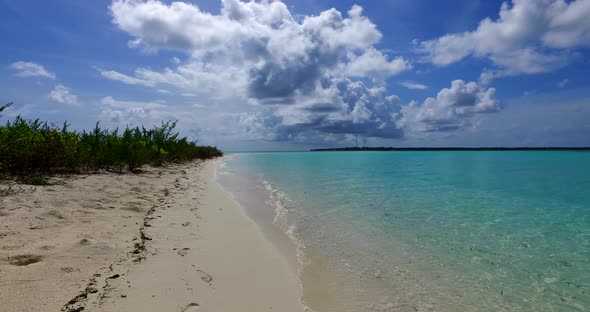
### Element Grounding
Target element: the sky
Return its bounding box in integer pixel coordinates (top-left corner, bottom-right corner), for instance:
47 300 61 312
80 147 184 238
1 0 590 151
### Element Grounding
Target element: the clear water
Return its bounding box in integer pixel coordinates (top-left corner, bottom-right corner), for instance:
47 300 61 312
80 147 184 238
219 151 590 312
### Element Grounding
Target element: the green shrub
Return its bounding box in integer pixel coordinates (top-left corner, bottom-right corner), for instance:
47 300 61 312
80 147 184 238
0 111 222 176
16 175 51 186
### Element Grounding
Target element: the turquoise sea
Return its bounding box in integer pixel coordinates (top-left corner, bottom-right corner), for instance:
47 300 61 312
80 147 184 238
218 151 590 312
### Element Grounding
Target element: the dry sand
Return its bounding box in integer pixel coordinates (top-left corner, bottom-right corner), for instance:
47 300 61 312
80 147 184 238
0 160 305 312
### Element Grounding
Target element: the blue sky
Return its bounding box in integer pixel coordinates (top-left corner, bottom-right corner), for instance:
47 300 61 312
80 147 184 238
1 0 589 151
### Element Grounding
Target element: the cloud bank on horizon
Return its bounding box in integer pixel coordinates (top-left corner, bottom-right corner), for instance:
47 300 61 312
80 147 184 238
2 0 590 148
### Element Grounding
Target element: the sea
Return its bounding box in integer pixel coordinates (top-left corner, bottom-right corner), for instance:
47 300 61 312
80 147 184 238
216 151 590 312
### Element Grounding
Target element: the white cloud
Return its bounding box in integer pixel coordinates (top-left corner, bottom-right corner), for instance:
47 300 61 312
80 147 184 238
260 77 405 140
97 62 246 99
557 78 569 88
233 112 279 141
97 68 154 87
99 96 176 126
105 0 412 139
105 0 501 142
10 61 56 79
346 48 411 81
48 84 78 106
419 0 590 78
543 0 590 48
398 80 500 133
399 81 428 90
107 0 405 89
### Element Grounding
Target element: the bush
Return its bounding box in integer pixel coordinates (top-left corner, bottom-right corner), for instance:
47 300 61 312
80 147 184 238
0 112 222 176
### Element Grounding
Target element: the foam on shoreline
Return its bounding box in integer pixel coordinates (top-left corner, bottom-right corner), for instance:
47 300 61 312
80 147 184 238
215 157 317 310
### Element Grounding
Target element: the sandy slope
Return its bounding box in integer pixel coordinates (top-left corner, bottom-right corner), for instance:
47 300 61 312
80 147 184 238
0 160 304 312
0 164 182 312
91 160 304 312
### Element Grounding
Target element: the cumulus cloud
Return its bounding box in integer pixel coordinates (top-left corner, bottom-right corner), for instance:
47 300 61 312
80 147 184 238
104 0 414 140
225 112 281 141
200 77 406 142
270 77 405 139
418 0 590 79
398 80 500 133
103 0 506 142
48 84 78 106
346 48 411 81
99 96 177 126
399 81 428 90
10 61 56 79
543 0 590 48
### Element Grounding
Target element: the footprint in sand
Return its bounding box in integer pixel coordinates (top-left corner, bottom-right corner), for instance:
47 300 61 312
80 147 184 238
43 210 67 220
177 248 190 256
196 270 213 285
82 202 107 210
61 266 77 273
181 303 200 311
121 206 145 213
7 254 43 266
0 231 15 239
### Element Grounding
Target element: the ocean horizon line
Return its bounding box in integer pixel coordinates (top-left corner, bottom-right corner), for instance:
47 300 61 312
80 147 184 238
223 147 590 153
311 146 590 152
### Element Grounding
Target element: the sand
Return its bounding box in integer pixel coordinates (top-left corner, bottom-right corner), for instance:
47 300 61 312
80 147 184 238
0 160 305 312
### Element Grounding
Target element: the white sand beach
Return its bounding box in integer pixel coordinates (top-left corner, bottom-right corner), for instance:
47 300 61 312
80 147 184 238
0 160 304 312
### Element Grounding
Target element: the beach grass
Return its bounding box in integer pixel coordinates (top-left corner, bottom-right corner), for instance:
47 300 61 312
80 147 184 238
0 102 222 179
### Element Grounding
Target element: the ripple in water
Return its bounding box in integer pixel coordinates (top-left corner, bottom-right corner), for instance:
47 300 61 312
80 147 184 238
221 151 590 312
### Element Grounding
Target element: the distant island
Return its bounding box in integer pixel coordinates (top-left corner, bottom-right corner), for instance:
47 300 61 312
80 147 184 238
311 147 590 152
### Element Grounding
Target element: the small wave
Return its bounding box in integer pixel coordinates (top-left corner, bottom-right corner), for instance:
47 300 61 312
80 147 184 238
215 154 237 176
262 180 314 311
263 180 309 267
263 180 290 226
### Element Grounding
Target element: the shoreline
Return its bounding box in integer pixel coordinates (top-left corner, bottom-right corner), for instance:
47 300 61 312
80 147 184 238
216 161 306 277
216 155 351 312
0 159 305 312
214 151 590 312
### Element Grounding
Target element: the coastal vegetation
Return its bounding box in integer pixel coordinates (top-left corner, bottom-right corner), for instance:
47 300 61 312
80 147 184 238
0 102 222 179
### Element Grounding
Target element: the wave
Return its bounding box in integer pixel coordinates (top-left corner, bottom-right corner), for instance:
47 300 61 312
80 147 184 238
263 180 309 267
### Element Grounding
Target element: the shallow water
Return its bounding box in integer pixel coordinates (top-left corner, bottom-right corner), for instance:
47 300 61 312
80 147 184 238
218 151 590 312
